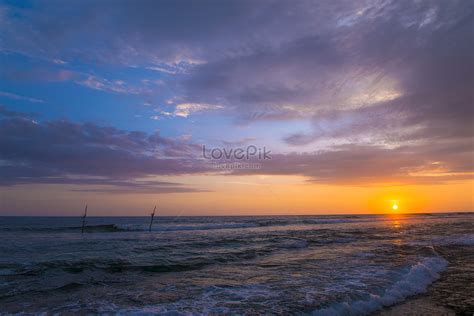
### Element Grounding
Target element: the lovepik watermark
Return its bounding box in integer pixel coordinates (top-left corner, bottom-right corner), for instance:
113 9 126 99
202 145 271 170
202 145 271 160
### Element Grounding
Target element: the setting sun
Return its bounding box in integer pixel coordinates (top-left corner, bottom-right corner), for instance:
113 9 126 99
392 204 399 211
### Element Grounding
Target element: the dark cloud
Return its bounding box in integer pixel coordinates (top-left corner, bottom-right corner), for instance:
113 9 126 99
0 105 471 186
0 107 208 191
0 0 358 64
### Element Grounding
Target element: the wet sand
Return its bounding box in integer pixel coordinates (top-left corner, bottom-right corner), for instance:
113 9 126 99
379 297 455 315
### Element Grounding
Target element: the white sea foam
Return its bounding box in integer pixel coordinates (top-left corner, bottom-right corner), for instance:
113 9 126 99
312 256 448 316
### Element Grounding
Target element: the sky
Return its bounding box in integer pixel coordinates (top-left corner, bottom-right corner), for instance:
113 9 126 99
0 0 473 216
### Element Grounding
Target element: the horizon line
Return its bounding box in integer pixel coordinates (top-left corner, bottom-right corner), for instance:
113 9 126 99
1 211 473 217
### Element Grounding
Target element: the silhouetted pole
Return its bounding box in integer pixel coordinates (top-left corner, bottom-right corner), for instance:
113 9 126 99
149 206 156 232
81 205 88 234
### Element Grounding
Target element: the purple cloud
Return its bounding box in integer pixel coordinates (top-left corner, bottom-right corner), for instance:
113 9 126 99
0 107 209 191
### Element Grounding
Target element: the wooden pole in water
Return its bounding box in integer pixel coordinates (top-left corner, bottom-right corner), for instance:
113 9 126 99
81 204 88 234
149 206 156 232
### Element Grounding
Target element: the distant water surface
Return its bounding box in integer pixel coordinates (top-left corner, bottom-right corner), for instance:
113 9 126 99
0 213 472 314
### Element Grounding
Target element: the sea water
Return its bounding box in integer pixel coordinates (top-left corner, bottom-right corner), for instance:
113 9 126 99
0 213 472 314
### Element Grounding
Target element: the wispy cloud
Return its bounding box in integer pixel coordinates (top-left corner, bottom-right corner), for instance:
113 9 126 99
77 75 145 94
171 103 223 118
221 137 257 146
0 91 44 103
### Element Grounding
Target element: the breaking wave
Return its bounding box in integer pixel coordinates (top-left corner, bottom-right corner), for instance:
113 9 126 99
312 256 448 316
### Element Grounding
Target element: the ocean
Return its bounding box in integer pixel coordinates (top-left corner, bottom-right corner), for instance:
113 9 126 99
0 213 472 314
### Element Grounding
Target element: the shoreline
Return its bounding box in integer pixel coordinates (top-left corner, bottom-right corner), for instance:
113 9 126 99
378 243 474 315
377 296 455 316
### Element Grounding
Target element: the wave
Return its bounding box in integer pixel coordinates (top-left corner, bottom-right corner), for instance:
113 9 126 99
407 234 474 247
0 224 122 233
0 216 393 234
312 255 448 316
115 222 260 232
432 234 474 246
0 222 396 236
81 224 122 232
3 260 204 278
4 212 464 234
0 267 17 276
276 238 309 249
5 245 277 277
0 223 262 233
79 220 366 232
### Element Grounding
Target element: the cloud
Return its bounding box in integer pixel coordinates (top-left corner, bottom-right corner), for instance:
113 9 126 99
0 1 472 187
76 75 157 95
1 0 352 64
156 102 224 118
182 0 473 132
3 1 472 130
172 103 223 118
0 91 44 103
177 134 193 141
234 143 473 185
2 66 156 95
1 106 471 187
0 107 209 191
7 69 77 82
221 137 257 146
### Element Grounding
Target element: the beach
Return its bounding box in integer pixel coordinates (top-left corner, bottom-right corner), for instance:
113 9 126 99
0 213 472 314
379 242 474 315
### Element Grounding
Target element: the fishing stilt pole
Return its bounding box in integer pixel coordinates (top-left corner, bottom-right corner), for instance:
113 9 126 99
81 204 88 234
149 206 156 232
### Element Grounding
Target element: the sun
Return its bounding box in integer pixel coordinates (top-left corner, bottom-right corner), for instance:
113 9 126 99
392 204 399 211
